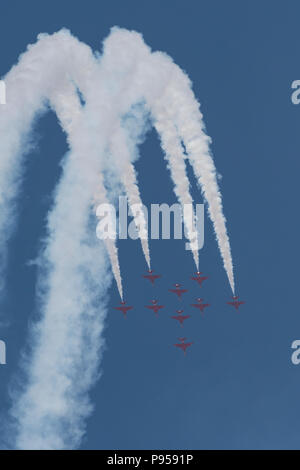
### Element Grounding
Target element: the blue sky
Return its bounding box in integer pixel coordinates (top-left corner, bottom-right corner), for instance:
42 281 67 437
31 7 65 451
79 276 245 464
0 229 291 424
1 0 300 450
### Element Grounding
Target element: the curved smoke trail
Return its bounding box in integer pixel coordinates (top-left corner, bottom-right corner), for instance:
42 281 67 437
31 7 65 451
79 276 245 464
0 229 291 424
0 28 234 449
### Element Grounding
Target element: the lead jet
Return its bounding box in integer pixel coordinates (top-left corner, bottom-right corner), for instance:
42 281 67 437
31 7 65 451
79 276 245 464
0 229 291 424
145 299 164 317
227 296 245 311
191 298 210 314
142 270 161 285
169 283 188 299
114 301 133 318
174 337 193 355
190 271 208 287
171 310 191 327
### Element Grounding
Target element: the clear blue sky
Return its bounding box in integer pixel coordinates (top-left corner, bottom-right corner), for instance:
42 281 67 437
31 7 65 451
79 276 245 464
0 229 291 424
0 0 300 450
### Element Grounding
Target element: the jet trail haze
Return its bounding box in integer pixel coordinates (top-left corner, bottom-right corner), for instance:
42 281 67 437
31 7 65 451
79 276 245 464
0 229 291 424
0 27 235 449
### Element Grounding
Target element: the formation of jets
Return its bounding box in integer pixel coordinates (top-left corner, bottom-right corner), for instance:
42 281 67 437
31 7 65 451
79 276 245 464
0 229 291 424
114 269 245 354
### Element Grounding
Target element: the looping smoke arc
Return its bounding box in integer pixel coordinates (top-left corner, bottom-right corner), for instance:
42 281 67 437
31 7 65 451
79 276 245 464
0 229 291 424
0 28 234 449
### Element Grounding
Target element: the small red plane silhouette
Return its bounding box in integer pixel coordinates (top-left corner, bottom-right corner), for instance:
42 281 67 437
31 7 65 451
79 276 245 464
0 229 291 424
171 310 191 327
190 271 208 287
227 296 245 310
142 270 161 285
169 283 188 299
114 301 133 318
174 337 193 355
145 299 165 316
191 298 210 314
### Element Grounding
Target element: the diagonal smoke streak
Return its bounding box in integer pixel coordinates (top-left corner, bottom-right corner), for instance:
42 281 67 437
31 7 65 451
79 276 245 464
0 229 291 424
51 77 124 300
140 48 234 292
0 27 235 450
109 123 151 269
151 104 199 269
93 173 123 299
163 73 235 293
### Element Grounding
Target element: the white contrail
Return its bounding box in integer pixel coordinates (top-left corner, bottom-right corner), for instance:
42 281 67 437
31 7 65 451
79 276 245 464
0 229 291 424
151 106 199 269
104 31 233 285
94 180 123 299
0 30 96 292
0 28 235 450
109 123 151 269
138 47 234 293
165 72 235 293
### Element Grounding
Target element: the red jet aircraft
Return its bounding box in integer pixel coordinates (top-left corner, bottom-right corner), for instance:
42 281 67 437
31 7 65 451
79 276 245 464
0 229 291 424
169 283 188 299
142 270 161 285
145 299 165 316
174 337 193 355
227 296 245 310
190 271 208 287
191 298 210 314
171 310 191 327
113 301 133 318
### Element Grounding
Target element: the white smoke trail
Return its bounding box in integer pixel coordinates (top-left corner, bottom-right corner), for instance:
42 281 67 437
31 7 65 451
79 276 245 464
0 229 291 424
138 48 234 293
151 107 199 268
0 27 235 450
164 73 235 293
0 31 114 449
93 175 123 299
0 30 96 293
102 31 233 284
109 123 151 269
100 30 199 269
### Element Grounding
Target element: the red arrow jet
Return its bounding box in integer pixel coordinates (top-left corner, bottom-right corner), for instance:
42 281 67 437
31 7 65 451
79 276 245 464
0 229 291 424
191 298 210 314
171 310 191 327
174 337 193 355
142 270 161 285
227 296 245 310
145 299 165 317
190 271 208 287
113 301 133 318
169 283 188 299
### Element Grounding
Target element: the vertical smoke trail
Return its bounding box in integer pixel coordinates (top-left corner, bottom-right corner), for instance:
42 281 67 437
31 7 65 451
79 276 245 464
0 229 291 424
120 161 151 268
141 47 234 293
151 106 199 269
12 157 111 449
100 29 199 269
164 72 235 293
87 27 234 289
5 37 113 449
94 175 123 299
51 77 124 300
109 123 151 269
